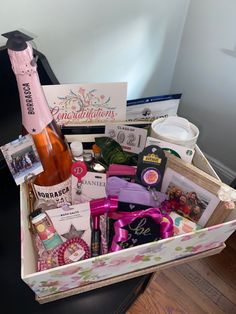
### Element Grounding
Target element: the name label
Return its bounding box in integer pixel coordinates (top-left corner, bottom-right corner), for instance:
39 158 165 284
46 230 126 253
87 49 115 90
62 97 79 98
23 83 35 115
34 177 72 206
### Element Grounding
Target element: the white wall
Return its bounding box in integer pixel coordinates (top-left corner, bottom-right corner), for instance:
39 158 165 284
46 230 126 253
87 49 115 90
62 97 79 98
0 0 189 99
2 0 236 182
171 0 236 180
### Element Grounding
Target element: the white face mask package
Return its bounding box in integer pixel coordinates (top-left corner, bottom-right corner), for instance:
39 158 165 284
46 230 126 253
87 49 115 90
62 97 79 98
126 94 181 122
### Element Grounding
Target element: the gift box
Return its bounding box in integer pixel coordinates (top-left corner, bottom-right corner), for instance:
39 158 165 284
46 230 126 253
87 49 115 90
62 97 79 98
20 127 236 303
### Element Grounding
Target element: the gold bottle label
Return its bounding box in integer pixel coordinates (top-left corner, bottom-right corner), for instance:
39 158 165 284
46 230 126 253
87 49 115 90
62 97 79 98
34 176 72 206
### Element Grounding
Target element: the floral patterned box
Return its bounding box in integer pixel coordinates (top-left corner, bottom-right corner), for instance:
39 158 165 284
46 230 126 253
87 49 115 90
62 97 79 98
20 146 236 300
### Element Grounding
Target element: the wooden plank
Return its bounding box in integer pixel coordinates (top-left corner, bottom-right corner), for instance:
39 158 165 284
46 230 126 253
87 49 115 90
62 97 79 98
174 263 235 313
204 245 236 291
189 258 236 304
192 145 220 180
127 272 208 314
163 266 226 313
36 244 225 304
205 201 231 227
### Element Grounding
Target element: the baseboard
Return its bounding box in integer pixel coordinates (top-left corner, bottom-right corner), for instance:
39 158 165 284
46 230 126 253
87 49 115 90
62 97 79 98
204 153 236 185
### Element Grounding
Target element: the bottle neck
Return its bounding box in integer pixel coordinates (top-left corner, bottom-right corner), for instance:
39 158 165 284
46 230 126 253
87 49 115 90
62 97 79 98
8 44 53 134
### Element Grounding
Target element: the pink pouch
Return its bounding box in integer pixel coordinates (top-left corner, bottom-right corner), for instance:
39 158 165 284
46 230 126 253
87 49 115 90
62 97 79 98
106 176 167 207
106 177 143 195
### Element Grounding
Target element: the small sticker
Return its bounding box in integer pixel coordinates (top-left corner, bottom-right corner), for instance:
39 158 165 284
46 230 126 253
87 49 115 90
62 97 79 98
143 153 162 164
68 249 85 262
71 161 87 181
0 134 43 185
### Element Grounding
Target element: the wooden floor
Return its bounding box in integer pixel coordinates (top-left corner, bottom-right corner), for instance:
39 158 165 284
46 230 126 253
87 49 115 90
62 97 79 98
127 232 236 314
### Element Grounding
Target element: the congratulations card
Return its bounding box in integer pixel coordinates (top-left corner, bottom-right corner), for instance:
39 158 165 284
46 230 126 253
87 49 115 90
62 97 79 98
42 82 127 125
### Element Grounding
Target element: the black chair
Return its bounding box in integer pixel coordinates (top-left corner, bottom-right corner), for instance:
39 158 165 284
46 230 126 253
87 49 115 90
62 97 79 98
0 45 59 169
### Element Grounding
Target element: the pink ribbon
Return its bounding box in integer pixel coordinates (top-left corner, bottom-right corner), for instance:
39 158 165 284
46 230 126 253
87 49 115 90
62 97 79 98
108 208 173 252
90 195 118 216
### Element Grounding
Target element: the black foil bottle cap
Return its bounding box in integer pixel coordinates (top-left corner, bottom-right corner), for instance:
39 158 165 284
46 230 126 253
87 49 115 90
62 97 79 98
1 30 34 51
29 208 42 220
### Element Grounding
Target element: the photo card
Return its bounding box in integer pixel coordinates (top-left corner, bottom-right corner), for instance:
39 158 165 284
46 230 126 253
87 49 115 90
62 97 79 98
0 134 43 185
161 167 220 226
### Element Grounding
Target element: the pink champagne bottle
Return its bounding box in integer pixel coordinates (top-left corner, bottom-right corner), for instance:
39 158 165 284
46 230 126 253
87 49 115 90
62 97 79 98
5 32 72 205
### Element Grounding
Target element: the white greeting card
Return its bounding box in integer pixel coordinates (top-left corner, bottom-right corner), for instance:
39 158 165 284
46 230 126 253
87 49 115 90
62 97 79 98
42 82 127 125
